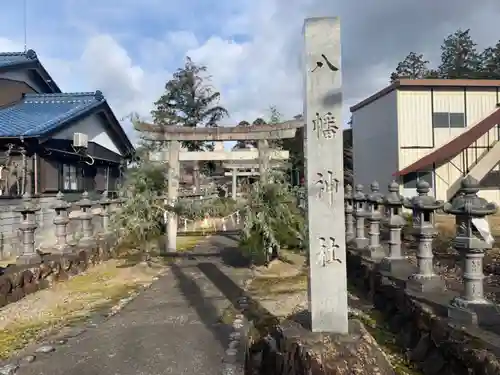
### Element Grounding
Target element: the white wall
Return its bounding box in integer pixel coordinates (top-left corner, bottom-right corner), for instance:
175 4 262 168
53 113 122 155
397 86 500 202
352 90 399 193
0 70 45 93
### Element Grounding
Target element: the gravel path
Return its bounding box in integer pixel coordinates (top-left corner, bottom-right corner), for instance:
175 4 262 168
13 234 252 375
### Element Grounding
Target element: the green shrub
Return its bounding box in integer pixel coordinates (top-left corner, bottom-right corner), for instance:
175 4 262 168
240 172 306 265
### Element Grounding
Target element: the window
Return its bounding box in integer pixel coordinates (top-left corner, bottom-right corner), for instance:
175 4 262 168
62 164 78 191
402 170 434 189
432 112 465 128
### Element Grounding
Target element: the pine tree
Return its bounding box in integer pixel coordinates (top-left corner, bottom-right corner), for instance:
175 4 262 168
151 57 228 192
480 41 500 79
390 52 430 82
438 29 482 79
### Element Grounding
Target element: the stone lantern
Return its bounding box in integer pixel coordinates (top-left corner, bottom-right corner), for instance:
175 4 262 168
365 181 385 258
380 181 408 273
98 190 112 235
352 184 368 250
76 191 96 249
444 176 500 325
15 193 40 265
403 180 444 293
344 184 354 241
51 191 72 254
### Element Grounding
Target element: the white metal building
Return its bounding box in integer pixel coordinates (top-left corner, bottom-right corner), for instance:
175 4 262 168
350 79 500 203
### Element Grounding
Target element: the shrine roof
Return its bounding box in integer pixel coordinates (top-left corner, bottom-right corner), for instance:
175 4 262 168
0 50 61 93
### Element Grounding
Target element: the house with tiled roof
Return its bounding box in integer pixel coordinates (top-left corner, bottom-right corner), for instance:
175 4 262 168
0 49 134 199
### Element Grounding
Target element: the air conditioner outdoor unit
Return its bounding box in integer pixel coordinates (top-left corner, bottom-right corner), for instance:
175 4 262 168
73 132 88 149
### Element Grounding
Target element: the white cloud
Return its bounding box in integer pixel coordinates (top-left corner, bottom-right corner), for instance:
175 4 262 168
2 0 500 137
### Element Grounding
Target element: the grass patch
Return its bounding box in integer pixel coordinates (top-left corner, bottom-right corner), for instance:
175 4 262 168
248 273 308 296
0 235 204 360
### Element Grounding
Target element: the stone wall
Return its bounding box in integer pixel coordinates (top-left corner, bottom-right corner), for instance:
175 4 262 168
344 177 500 374
346 250 500 374
246 318 395 375
0 195 103 259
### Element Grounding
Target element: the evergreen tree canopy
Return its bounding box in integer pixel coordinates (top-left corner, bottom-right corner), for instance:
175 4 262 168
390 28 500 81
390 52 430 82
151 57 228 151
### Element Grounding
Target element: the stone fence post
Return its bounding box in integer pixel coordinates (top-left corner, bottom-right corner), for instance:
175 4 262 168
15 193 40 265
444 176 500 326
403 180 444 293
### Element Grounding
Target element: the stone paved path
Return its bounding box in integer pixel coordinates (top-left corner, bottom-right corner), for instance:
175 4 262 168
15 234 252 375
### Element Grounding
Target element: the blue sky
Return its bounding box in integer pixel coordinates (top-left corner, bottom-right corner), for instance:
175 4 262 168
1 0 499 141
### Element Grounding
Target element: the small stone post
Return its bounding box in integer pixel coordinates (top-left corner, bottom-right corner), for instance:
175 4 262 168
76 191 96 249
15 193 41 265
444 176 500 326
403 180 444 293
365 181 385 259
353 184 368 250
380 181 409 274
344 184 355 241
51 191 72 254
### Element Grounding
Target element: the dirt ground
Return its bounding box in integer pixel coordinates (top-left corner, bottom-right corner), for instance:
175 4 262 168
0 235 205 360
244 250 419 374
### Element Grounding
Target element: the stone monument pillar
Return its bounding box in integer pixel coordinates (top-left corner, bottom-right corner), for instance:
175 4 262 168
444 176 500 326
15 193 41 265
304 17 348 334
404 180 444 293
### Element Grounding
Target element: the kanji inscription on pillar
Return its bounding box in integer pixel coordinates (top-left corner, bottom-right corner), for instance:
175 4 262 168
314 170 340 206
304 17 348 334
313 112 338 139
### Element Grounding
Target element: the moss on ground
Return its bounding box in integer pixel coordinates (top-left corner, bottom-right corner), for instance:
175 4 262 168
0 235 205 360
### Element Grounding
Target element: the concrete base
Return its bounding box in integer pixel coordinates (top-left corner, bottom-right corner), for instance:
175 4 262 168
16 253 42 265
405 275 445 294
448 298 500 327
379 257 414 276
354 238 368 250
361 246 386 260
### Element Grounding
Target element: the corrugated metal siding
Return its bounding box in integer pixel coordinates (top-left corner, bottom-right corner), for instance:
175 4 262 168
352 90 398 191
397 89 433 148
466 88 498 147
397 87 500 202
433 89 467 148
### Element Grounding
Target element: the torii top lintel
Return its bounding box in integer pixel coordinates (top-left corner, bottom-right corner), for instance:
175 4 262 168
136 120 304 141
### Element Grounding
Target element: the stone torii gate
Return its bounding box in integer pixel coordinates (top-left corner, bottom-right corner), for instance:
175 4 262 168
139 16 346 336
223 160 290 198
137 121 302 252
